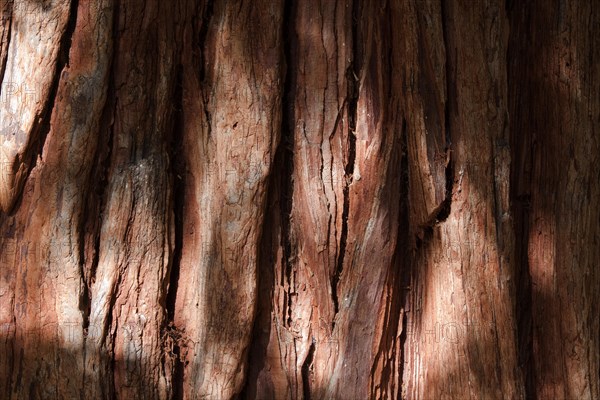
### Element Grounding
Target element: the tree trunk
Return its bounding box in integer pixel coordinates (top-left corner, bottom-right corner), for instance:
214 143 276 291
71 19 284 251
0 0 597 399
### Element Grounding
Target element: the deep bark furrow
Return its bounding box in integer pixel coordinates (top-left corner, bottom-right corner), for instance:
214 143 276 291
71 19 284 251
396 117 410 400
434 0 454 225
331 56 358 320
507 3 536 389
301 340 315 400
165 65 185 400
280 0 296 331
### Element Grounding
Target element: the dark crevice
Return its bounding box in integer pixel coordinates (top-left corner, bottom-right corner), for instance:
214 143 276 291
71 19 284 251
397 118 410 398
414 159 452 235
398 311 409 398
197 0 214 138
505 0 514 15
165 64 185 400
512 154 535 399
301 340 315 400
77 230 91 341
415 0 454 235
197 0 214 84
104 2 121 398
331 0 360 323
279 0 297 329
440 0 454 222
418 158 453 230
507 2 536 398
165 67 184 325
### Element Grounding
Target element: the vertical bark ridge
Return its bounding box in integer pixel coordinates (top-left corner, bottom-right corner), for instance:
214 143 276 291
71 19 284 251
402 0 523 398
0 0 72 212
323 1 404 398
81 35 119 397
247 0 354 397
509 0 600 398
84 1 182 398
174 1 285 397
0 1 114 398
241 1 298 389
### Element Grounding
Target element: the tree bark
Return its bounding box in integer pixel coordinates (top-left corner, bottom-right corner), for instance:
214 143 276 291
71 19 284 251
508 1 600 398
0 0 597 399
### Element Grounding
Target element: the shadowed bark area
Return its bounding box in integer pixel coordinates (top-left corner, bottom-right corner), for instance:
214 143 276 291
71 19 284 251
0 0 597 399
509 0 600 398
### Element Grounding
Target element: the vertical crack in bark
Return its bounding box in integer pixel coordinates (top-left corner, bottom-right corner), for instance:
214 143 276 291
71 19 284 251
397 118 410 399
280 0 297 329
439 0 454 223
197 0 214 84
165 65 185 400
507 3 535 397
301 339 316 400
332 0 359 322
197 0 214 138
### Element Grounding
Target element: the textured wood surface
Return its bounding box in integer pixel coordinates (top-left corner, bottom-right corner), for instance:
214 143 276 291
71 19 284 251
0 0 597 399
509 1 600 398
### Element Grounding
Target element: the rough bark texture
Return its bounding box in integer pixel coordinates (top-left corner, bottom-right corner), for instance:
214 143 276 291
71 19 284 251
509 1 600 398
400 0 523 398
0 0 598 399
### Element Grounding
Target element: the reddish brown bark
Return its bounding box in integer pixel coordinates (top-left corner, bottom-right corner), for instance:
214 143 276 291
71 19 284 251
0 0 598 399
509 1 600 398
